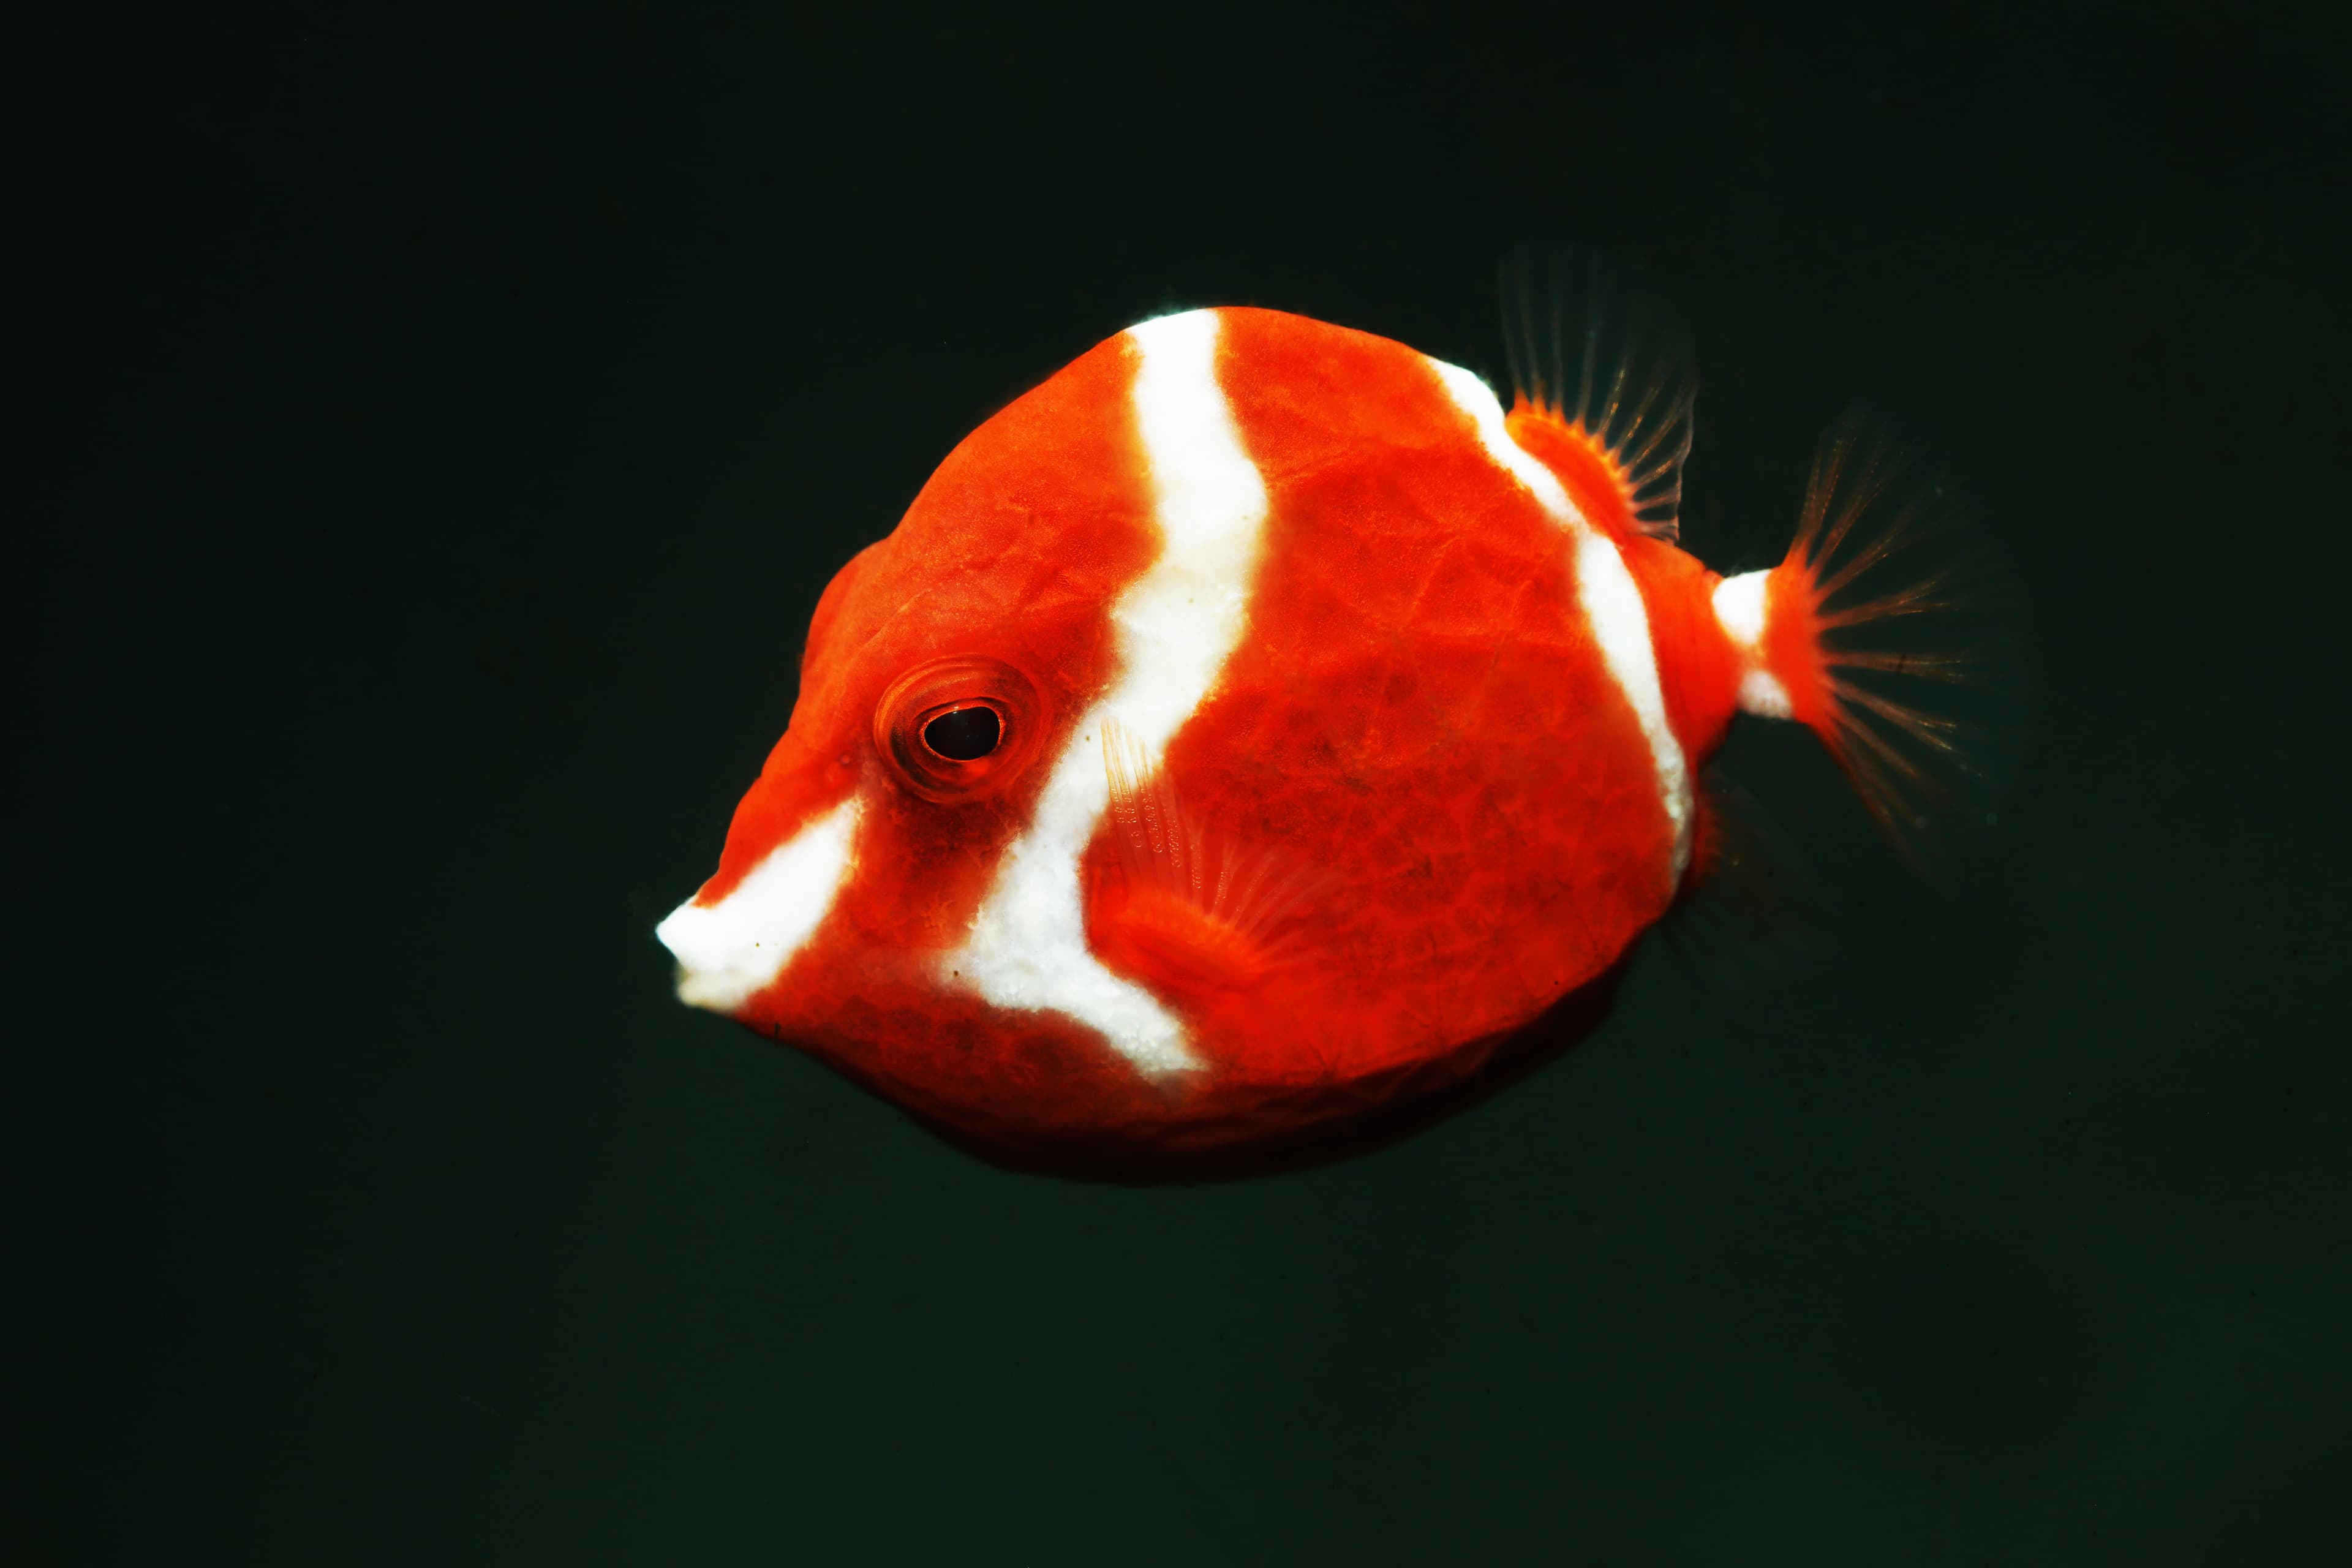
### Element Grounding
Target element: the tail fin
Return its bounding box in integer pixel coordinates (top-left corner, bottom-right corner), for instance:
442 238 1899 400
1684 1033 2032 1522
1715 407 2027 873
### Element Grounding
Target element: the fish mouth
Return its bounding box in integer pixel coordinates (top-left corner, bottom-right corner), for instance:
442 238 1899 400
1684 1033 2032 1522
654 794 865 1014
654 897 774 1014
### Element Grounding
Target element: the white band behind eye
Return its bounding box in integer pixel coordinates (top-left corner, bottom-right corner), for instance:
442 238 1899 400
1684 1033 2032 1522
942 308 1273 1079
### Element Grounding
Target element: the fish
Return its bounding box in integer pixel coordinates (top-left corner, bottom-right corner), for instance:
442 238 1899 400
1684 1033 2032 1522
655 246 2011 1175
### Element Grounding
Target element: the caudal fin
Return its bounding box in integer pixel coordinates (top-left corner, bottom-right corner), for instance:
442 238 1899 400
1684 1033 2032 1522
1716 408 2027 872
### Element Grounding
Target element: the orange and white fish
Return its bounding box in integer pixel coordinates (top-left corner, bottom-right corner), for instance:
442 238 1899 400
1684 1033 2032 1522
657 248 2005 1174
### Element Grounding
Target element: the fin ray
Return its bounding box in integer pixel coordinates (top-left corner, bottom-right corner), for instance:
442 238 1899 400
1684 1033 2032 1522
1497 243 1698 540
1770 406 2029 875
1091 718 1322 993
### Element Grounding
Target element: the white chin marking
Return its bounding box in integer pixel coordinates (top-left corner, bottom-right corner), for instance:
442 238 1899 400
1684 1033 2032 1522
1428 360 1695 885
657 793 863 1014
944 309 1270 1079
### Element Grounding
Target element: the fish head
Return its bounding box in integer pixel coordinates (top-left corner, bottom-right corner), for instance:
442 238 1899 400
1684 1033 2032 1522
655 332 1167 1132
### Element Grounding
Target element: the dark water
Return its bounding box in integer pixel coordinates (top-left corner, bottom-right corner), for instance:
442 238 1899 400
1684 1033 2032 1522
21 3 2348 1562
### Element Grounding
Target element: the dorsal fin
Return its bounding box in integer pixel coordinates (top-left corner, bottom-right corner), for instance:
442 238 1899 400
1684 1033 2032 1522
1496 243 1698 541
1087 718 1321 994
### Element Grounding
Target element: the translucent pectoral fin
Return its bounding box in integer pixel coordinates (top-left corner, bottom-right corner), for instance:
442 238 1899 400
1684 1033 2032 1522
1087 718 1322 995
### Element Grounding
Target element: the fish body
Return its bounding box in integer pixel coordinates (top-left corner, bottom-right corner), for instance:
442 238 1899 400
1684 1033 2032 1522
658 257 1990 1169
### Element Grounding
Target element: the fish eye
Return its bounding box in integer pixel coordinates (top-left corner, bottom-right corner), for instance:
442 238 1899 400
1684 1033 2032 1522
874 655 1046 802
922 705 1000 761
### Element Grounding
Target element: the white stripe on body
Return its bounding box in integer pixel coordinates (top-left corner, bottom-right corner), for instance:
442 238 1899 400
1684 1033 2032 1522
1711 569 1795 718
656 793 865 1012
943 310 1270 1078
1427 361 1696 884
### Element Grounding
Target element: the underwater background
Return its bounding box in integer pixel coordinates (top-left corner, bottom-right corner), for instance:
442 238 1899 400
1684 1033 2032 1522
18 1 2348 1561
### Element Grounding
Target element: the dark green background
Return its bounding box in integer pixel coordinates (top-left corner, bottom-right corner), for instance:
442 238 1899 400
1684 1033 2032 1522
21 2 2348 1561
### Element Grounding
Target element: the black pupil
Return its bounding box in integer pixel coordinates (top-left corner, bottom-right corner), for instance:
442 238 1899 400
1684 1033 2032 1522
922 706 1000 761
